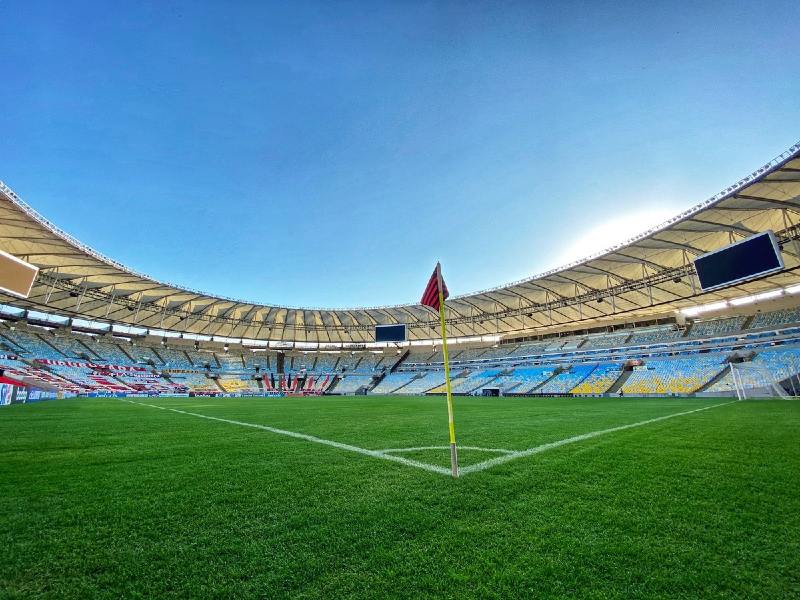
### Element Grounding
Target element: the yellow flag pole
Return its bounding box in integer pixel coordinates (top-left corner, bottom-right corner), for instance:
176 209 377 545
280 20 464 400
436 262 458 478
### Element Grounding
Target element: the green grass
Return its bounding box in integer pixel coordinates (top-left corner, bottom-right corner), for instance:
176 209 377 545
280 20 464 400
1 395 799 598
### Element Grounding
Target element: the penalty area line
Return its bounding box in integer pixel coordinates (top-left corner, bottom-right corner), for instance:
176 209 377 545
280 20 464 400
119 399 451 477
460 399 740 476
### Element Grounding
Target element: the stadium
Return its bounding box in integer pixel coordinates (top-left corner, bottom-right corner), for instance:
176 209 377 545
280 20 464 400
3 144 800 401
3 3 800 599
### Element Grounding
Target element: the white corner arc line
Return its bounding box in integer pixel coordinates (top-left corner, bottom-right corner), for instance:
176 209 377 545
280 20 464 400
459 400 739 475
380 446 517 455
119 400 451 476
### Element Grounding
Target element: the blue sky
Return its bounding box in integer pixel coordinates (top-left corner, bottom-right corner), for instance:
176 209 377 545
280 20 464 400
1 1 798 308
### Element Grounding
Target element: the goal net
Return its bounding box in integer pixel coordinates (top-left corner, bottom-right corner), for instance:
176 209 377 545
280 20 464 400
729 362 793 400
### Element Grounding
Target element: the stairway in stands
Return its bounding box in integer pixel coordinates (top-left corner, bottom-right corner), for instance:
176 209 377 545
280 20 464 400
695 365 731 393
606 369 634 394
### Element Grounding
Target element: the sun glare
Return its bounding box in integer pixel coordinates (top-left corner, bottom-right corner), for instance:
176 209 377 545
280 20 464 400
554 208 678 267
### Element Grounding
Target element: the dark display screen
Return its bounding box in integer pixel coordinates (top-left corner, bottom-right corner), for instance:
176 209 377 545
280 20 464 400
375 324 407 342
694 231 784 291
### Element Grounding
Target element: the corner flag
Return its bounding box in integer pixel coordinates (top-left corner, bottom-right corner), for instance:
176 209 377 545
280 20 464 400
421 262 458 478
421 265 449 312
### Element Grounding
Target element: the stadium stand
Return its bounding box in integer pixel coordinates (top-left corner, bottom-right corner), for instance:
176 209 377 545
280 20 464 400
688 317 746 338
185 350 213 368
3 328 63 359
571 363 623 394
217 376 257 394
370 372 417 394
3 295 800 399
89 339 136 365
216 353 245 370
626 325 683 346
504 366 556 394
399 371 447 394
157 346 194 369
748 307 800 330
621 355 728 395
582 333 629 350
168 371 219 394
244 352 271 371
705 347 800 394
46 333 97 359
310 354 339 373
538 364 596 393
128 345 161 365
331 375 373 394
446 369 503 394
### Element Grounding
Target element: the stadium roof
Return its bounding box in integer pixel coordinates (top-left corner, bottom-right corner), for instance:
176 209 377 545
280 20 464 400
1 140 800 344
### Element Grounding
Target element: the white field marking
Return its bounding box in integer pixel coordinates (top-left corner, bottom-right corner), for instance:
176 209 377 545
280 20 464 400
460 400 739 475
380 446 516 455
120 399 451 476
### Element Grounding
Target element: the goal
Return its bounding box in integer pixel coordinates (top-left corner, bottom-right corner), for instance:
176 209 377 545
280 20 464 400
729 362 793 400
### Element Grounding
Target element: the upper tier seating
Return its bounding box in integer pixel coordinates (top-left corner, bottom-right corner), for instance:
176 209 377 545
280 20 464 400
157 346 194 369
216 353 245 370
748 307 800 330
45 334 97 359
348 354 385 374
689 317 746 338
128 345 162 365
244 352 271 371
310 354 339 373
509 342 550 357
582 333 630 350
185 350 213 368
89 339 136 365
1 328 63 359
626 326 683 346
452 348 489 362
405 349 439 364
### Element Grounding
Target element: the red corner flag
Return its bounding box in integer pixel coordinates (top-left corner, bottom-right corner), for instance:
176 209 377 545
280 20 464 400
421 263 449 312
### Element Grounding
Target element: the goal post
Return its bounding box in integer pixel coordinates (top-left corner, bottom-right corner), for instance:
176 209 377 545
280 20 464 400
729 362 792 400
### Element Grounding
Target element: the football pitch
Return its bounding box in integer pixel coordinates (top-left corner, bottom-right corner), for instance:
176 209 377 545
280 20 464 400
2 395 799 598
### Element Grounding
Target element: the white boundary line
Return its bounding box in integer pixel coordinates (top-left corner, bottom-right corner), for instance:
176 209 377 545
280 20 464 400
459 400 739 475
121 398 738 478
120 399 451 476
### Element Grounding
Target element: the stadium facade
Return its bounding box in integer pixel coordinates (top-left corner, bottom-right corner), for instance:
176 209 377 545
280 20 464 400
1 141 800 400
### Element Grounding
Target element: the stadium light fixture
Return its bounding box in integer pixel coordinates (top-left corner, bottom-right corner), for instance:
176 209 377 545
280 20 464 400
753 289 783 301
730 296 756 306
680 300 728 316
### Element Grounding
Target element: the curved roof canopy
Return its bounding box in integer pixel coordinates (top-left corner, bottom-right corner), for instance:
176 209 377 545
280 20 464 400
1 141 800 343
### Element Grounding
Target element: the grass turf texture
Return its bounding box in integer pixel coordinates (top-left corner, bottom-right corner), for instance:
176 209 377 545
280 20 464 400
1 396 799 598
